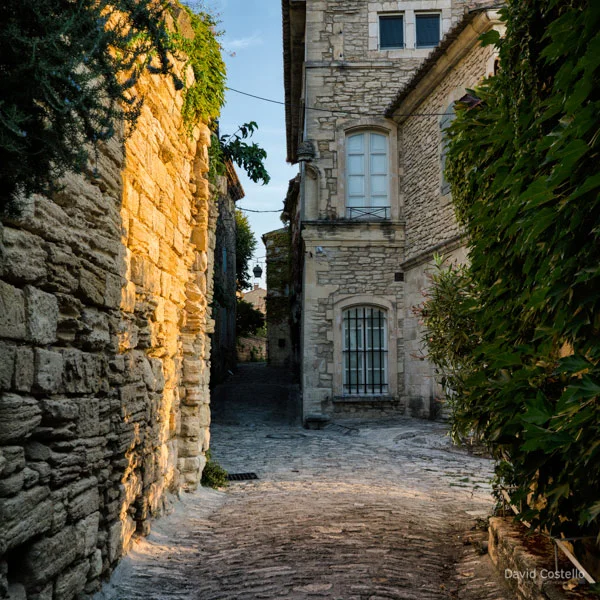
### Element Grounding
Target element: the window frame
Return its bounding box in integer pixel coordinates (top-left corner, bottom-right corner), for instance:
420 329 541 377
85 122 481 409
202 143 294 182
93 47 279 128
345 130 390 220
378 13 405 50
342 306 389 396
415 11 442 49
439 103 455 195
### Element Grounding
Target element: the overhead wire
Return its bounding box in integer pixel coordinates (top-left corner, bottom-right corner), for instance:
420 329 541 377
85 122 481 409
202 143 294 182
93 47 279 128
226 86 452 118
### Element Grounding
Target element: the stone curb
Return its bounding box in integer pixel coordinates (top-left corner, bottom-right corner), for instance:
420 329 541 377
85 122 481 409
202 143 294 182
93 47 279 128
488 517 596 600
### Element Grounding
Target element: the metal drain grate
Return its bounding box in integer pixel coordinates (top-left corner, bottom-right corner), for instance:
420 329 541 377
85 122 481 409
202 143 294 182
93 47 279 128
226 472 259 482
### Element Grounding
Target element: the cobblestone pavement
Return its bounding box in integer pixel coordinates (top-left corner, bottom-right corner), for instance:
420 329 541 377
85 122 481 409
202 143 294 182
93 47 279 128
99 364 514 600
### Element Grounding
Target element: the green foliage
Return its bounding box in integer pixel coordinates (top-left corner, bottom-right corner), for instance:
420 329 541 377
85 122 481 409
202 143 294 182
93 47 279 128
440 0 600 538
201 450 228 489
172 6 225 129
220 122 270 185
0 0 179 213
0 0 226 215
417 255 480 441
208 122 270 189
236 298 265 337
235 209 257 292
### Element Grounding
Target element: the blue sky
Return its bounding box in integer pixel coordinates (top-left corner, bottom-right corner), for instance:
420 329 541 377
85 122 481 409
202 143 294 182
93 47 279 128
185 0 298 286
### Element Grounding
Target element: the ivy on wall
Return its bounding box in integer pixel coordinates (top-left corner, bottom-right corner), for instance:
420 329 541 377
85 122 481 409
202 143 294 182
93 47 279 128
0 0 227 214
428 0 600 538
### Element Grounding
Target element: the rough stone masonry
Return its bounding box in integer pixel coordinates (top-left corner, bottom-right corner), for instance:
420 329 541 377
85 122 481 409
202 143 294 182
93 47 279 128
0 10 217 599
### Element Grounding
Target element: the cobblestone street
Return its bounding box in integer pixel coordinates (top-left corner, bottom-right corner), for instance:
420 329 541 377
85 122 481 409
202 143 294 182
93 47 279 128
98 364 513 600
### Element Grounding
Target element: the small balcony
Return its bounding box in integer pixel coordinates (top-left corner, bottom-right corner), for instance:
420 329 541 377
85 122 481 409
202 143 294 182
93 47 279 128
346 206 390 221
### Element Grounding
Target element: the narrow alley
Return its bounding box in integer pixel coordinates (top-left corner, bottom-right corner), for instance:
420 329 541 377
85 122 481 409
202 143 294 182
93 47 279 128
97 364 512 600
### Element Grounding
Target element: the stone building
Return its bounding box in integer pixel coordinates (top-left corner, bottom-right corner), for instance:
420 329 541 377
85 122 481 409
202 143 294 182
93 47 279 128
242 284 267 316
0 8 222 598
211 162 244 386
263 229 293 368
282 0 501 422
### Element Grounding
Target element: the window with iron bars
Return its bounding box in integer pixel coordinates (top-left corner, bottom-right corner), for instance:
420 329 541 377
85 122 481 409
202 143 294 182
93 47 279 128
343 306 388 395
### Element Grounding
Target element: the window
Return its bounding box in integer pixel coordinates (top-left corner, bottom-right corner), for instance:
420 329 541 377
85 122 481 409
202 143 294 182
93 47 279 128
440 104 455 195
343 307 388 395
379 15 404 49
346 132 389 220
416 13 441 48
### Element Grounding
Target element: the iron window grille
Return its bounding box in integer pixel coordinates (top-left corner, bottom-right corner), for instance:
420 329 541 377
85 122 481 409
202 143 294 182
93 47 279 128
343 307 388 395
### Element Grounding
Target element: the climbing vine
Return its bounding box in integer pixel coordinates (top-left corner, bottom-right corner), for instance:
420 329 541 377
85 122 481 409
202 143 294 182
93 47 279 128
0 0 179 213
0 0 227 215
171 5 226 129
426 0 600 538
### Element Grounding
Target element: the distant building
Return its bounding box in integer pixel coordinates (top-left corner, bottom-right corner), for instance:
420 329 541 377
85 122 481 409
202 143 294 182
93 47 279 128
242 284 267 315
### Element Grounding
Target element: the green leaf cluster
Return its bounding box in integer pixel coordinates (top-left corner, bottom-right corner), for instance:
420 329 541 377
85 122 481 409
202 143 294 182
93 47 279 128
235 209 258 292
0 0 226 215
434 0 600 538
171 5 226 129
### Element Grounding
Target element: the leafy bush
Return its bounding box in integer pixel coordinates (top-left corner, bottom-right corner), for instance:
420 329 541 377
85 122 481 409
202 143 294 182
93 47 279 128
439 0 600 538
235 210 258 292
236 299 265 337
0 0 226 215
201 450 228 489
417 255 480 442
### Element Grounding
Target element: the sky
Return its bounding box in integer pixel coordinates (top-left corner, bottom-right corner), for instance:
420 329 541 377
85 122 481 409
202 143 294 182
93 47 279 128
185 0 298 288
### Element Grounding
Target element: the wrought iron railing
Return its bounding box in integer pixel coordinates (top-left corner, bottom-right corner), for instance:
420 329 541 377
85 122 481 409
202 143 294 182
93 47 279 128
346 206 390 220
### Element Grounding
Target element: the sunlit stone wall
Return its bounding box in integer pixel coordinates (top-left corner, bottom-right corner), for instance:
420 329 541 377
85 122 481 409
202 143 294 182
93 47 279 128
0 13 215 599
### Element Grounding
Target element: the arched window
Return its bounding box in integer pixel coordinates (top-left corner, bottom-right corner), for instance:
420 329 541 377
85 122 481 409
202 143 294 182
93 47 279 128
343 306 388 395
346 132 389 220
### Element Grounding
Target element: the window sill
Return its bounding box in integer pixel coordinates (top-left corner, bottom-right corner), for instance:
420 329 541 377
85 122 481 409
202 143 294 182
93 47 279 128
334 395 394 403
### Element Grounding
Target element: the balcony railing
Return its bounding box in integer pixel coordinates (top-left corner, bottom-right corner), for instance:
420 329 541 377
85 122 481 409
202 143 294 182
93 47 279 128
346 206 390 221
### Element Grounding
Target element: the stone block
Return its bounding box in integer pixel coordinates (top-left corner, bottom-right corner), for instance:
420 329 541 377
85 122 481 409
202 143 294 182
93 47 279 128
75 510 100 556
7 583 27 600
79 308 111 351
0 342 16 390
0 447 24 477
78 269 105 306
75 397 100 437
53 558 89 600
34 349 64 394
2 228 47 284
0 281 26 340
69 487 100 521
20 524 83 586
0 486 52 553
0 470 25 497
40 398 79 422
0 394 41 444
61 349 106 394
14 347 34 392
24 286 58 344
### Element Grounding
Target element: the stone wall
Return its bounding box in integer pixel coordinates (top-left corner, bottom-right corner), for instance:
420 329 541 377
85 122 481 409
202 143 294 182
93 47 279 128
236 336 267 363
302 0 469 222
0 15 216 599
263 229 293 368
210 163 242 386
396 12 498 417
301 223 405 419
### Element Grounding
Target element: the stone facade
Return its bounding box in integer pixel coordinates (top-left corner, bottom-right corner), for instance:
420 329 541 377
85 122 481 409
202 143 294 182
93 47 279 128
211 163 244 386
390 8 501 416
283 0 501 421
263 229 293 368
0 11 219 599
